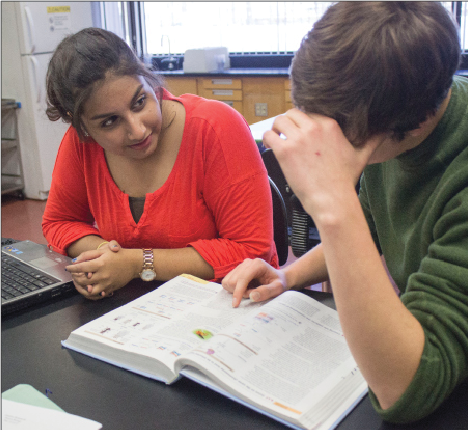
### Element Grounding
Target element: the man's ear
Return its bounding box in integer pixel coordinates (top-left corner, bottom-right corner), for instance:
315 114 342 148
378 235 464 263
408 89 451 138
408 127 424 137
408 116 433 137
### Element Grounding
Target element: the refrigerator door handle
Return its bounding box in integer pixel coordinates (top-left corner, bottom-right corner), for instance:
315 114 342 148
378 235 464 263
29 56 41 103
24 6 36 54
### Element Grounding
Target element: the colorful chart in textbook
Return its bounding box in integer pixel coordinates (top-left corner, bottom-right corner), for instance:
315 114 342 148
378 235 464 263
193 329 213 340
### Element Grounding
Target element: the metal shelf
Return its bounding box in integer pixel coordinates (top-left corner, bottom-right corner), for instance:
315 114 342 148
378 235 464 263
1 99 24 198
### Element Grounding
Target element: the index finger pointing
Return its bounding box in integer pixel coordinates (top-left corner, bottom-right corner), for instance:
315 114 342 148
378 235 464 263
232 277 251 308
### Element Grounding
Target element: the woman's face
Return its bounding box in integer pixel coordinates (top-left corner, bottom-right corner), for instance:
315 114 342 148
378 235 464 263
82 74 162 160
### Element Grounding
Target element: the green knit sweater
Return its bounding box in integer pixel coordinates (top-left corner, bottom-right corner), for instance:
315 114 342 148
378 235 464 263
359 76 468 423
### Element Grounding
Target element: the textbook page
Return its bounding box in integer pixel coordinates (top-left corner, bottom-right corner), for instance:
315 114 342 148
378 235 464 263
62 275 265 383
177 291 368 430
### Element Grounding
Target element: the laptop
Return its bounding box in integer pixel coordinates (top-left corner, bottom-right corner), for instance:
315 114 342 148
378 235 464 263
1 239 75 316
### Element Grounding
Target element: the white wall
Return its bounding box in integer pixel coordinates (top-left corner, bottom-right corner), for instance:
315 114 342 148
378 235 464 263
1 2 95 199
2 2 27 101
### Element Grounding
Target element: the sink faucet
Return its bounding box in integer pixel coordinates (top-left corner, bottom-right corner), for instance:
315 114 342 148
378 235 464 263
161 35 171 55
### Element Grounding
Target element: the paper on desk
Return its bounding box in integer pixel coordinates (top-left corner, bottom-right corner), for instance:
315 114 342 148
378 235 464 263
2 399 102 430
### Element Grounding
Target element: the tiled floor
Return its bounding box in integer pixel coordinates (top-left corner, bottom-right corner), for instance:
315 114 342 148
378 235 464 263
1 195 323 291
1 195 48 245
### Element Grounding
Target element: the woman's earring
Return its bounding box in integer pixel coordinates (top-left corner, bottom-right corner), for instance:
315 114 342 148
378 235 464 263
84 130 89 137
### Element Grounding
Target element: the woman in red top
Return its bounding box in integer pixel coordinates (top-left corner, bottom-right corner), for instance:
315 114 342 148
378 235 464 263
43 28 278 300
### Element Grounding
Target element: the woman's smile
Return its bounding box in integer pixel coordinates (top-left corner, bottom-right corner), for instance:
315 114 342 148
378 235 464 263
129 134 153 150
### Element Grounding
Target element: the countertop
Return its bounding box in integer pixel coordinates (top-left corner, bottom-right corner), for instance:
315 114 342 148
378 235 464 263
159 67 290 77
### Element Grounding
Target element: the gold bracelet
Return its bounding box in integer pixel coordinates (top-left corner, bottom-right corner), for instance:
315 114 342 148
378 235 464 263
97 241 109 250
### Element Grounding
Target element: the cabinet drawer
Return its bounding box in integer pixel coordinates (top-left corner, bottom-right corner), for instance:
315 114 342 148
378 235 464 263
199 78 242 89
199 88 243 101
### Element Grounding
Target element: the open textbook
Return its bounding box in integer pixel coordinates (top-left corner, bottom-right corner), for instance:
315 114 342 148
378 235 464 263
62 275 367 430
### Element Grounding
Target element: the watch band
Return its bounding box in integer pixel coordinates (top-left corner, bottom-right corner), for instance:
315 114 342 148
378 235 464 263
140 249 156 281
142 248 154 270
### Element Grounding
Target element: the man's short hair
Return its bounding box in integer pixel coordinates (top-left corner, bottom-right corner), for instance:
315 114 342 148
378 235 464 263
291 2 461 146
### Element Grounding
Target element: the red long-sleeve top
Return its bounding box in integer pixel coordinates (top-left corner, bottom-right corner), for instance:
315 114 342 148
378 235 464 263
42 90 278 280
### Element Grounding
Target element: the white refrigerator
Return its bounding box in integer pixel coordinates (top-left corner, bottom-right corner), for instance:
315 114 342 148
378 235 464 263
1 2 95 199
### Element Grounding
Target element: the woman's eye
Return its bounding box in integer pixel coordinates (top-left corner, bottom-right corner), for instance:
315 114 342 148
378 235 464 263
134 94 147 109
101 116 117 128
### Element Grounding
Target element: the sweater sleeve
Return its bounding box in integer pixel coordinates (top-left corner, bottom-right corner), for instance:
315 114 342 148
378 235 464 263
187 101 278 278
42 128 101 255
368 186 468 423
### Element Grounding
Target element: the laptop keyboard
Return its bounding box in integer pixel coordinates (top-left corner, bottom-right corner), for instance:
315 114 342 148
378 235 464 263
1 254 60 302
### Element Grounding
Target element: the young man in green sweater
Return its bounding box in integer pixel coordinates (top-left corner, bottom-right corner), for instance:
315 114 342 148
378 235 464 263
223 1 468 423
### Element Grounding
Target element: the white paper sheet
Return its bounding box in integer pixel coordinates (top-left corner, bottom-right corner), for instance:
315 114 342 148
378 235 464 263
2 399 102 430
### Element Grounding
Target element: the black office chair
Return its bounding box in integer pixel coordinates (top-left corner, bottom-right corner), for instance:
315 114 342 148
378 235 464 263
268 177 289 266
290 194 320 257
262 149 321 258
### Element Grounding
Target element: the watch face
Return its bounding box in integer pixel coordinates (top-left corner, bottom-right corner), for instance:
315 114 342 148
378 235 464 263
141 269 156 281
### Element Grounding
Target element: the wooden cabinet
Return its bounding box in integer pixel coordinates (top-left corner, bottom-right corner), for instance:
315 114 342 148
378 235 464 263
163 75 290 125
242 77 286 125
198 78 243 114
285 79 293 111
163 77 198 97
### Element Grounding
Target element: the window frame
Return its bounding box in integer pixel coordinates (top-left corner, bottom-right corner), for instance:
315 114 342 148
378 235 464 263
120 1 467 70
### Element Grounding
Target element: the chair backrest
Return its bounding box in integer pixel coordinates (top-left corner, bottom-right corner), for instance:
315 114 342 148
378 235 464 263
262 148 319 259
262 148 293 223
269 176 289 266
290 193 320 257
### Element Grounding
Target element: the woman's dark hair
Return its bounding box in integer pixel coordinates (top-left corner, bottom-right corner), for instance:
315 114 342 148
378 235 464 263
46 27 165 140
291 1 461 146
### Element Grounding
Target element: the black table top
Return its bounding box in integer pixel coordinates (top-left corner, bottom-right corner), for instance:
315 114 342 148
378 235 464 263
2 279 467 430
